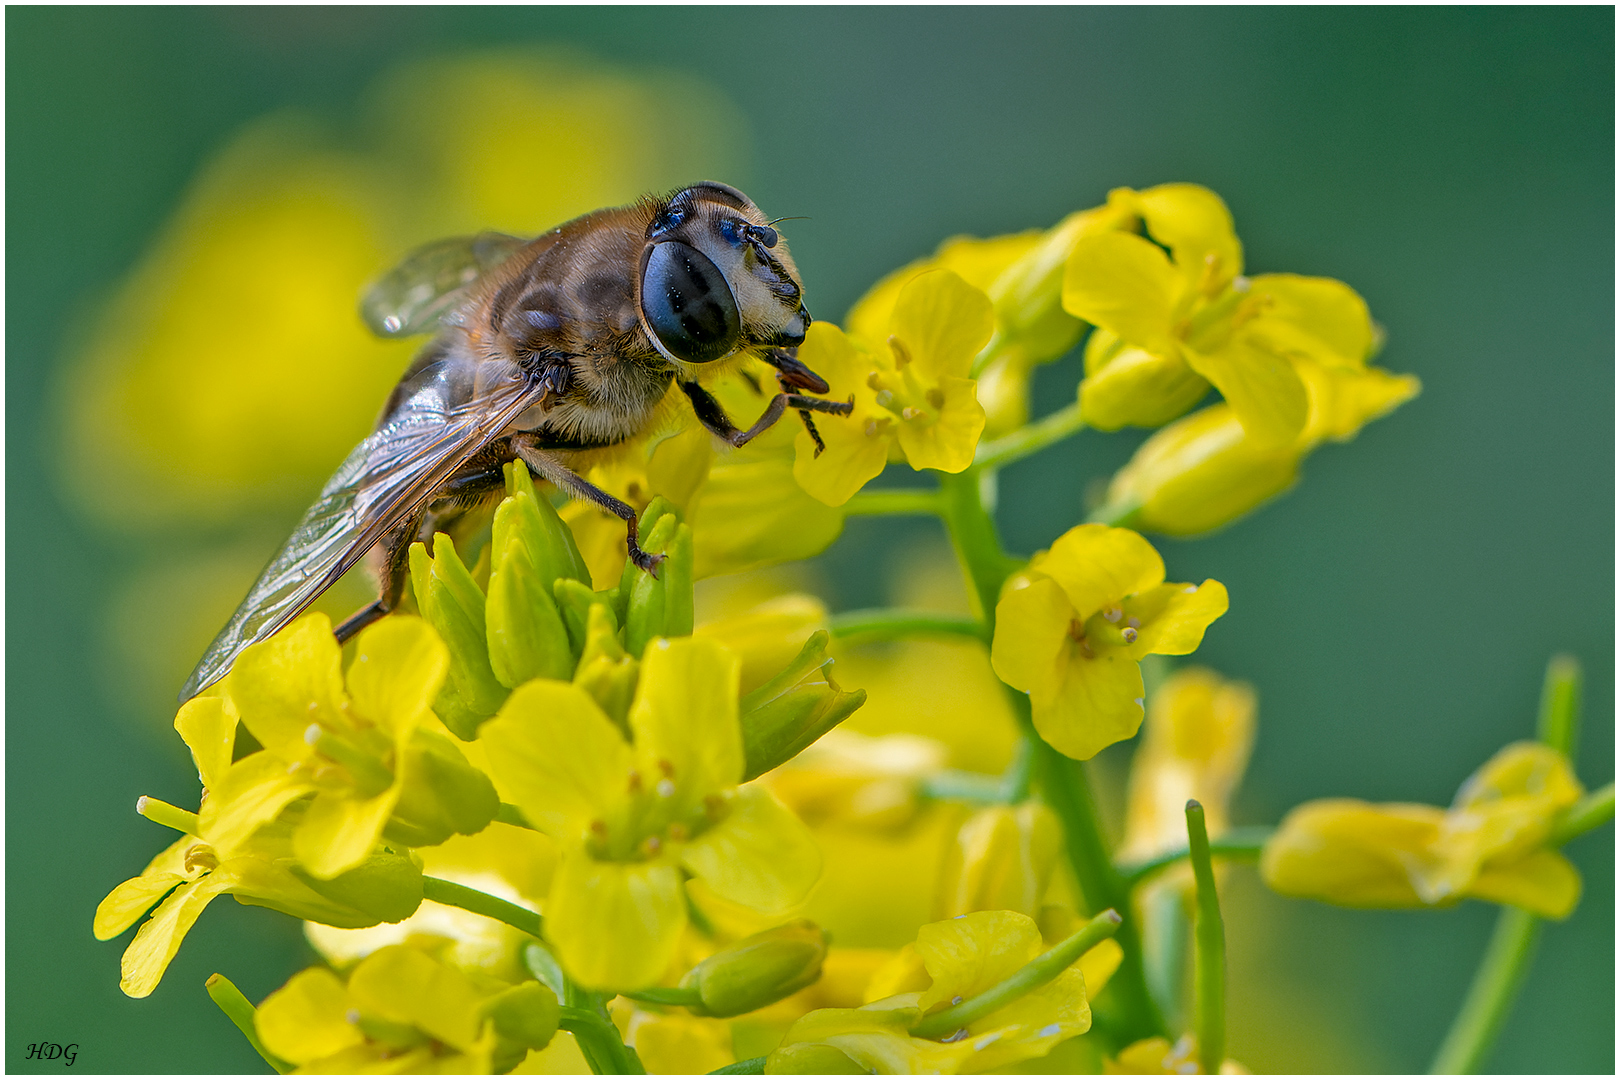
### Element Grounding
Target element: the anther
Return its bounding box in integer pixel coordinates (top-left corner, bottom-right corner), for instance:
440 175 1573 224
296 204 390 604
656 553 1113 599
866 372 884 390
626 770 643 793
865 419 880 437
656 779 677 798
1068 618 1085 641
1121 627 1139 643
888 335 912 367
304 724 321 746
926 388 945 409
642 835 663 856
874 390 896 409
902 406 924 421
657 759 676 778
1126 616 1141 629
1103 607 1123 623
589 819 609 837
667 822 689 841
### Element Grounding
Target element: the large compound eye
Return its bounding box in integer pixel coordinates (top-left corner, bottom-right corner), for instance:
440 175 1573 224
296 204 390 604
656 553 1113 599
640 241 740 363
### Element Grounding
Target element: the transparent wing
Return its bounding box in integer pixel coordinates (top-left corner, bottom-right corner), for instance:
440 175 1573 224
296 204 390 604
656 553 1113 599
180 358 542 699
360 231 528 338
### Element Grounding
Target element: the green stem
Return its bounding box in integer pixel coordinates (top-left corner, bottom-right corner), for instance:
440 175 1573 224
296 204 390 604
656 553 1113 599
1185 802 1226 1075
1030 725 1168 1041
205 973 290 1074
827 608 986 644
920 770 1006 804
843 487 943 517
1535 655 1581 761
1118 826 1275 888
137 795 200 836
422 876 543 939
621 986 703 1007
911 910 1122 1039
1549 782 1615 846
709 1057 767 1074
1427 907 1541 1074
559 1006 646 1074
974 401 1086 471
937 468 1019 622
1000 733 1035 803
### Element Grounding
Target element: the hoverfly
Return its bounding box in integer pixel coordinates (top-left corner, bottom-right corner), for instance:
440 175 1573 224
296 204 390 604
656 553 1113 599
180 182 850 700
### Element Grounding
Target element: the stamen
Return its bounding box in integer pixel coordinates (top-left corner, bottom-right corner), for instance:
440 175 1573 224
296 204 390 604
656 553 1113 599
656 778 677 798
667 822 689 841
657 759 676 778
866 372 884 390
926 388 945 409
865 419 880 437
1126 616 1141 629
901 406 924 421
875 390 896 409
888 335 912 368
1121 627 1139 643
626 770 643 793
589 819 609 838
642 835 663 857
1103 607 1123 623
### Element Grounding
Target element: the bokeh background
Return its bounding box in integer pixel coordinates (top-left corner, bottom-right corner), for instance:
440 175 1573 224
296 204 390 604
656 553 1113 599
7 7 1612 1073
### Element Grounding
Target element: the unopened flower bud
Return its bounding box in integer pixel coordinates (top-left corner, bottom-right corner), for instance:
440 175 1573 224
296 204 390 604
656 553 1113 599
739 631 868 781
409 534 507 737
483 980 559 1072
1078 328 1212 431
290 846 423 925
680 920 829 1017
384 729 500 848
935 802 1062 920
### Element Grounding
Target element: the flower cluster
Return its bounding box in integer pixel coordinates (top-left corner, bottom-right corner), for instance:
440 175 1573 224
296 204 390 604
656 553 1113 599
95 180 1611 1077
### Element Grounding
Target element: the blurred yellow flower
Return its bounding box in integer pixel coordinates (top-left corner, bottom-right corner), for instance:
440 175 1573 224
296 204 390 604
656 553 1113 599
764 729 949 831
479 637 821 989
1262 742 1585 918
793 271 994 505
934 802 1062 919
991 524 1228 760
1106 1035 1248 1074
1120 668 1257 862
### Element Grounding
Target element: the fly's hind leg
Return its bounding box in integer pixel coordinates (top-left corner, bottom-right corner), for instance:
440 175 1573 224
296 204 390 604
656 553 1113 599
510 434 665 576
334 451 512 644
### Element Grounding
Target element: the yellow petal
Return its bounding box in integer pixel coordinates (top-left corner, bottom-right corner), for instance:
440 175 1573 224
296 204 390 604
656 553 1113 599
227 612 348 760
682 784 822 913
887 270 994 382
632 636 743 800
1062 232 1182 356
545 849 686 989
1260 799 1443 908
1469 848 1582 919
199 750 317 857
1040 524 1165 620
794 418 891 507
1246 274 1375 368
990 573 1072 696
95 835 193 941
690 454 846 579
1126 580 1229 658
894 375 986 473
1299 361 1420 446
174 695 239 791
294 788 399 880
1183 339 1309 448
479 680 633 839
348 944 486 1050
119 867 242 998
1030 647 1146 761
846 233 1039 347
256 967 363 1066
346 616 448 739
695 594 828 695
915 909 1044 1009
1134 183 1244 289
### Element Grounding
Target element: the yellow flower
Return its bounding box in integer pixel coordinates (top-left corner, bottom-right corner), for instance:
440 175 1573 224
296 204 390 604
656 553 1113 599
1068 184 1389 449
479 636 822 989
845 198 1134 434
935 802 1063 919
253 945 558 1074
211 612 497 879
1101 357 1420 537
1106 1035 1248 1074
763 729 949 831
991 524 1228 760
94 686 427 998
1120 668 1257 862
1261 742 1585 918
793 270 995 506
767 910 1098 1074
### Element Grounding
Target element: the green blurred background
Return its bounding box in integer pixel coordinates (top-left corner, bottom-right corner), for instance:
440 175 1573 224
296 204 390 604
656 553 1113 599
7 7 1611 1073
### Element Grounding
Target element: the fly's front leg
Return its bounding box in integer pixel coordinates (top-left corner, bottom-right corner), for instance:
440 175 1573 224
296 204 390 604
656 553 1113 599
679 380 853 450
511 435 665 576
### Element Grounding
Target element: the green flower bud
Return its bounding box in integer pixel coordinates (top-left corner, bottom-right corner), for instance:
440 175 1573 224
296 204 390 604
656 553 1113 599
574 603 638 729
483 980 560 1071
740 631 867 782
623 504 693 657
768 1043 869 1074
502 461 591 585
680 920 829 1018
289 847 423 925
486 532 573 687
385 729 500 848
409 533 507 738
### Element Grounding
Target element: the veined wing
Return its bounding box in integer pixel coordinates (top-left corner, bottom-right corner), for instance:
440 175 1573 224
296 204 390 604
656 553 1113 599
361 232 528 338
180 359 542 700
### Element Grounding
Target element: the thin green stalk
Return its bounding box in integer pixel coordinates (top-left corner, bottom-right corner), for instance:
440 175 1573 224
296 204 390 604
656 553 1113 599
1030 726 1168 1041
709 1057 767 1074
920 770 1006 804
1118 826 1275 888
1185 802 1226 1075
827 608 985 644
1427 908 1541 1074
911 910 1122 1039
1000 733 1035 803
422 876 543 939
621 986 703 1007
559 1006 646 1074
205 973 290 1074
937 467 1020 622
1430 655 1586 1074
843 487 943 517
974 401 1087 471
1549 782 1615 846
